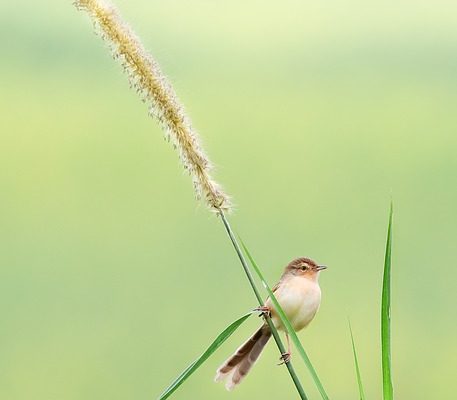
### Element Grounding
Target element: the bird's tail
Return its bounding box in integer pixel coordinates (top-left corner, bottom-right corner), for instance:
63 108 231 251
214 324 271 390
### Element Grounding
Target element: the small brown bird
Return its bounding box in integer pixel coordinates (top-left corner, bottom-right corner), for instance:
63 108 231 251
215 257 326 390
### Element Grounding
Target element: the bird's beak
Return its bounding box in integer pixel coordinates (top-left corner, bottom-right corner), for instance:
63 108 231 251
316 265 327 271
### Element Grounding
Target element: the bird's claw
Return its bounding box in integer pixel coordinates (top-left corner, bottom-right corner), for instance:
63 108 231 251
253 306 271 317
277 352 291 365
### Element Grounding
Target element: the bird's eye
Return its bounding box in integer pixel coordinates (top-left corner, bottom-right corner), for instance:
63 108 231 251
301 264 308 270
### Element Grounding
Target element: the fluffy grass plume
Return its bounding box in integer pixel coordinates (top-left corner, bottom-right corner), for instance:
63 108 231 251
74 0 231 212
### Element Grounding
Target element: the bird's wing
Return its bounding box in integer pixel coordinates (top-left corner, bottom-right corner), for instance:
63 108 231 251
262 280 281 306
271 281 281 293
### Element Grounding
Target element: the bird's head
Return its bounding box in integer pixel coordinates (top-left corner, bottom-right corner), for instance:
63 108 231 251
285 257 327 280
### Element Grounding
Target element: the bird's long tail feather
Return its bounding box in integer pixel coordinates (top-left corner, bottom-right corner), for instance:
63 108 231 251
215 324 271 390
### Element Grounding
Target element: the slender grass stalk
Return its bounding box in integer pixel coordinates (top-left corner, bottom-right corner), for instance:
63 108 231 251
75 1 309 398
348 320 366 400
239 237 329 400
381 203 394 399
219 211 308 400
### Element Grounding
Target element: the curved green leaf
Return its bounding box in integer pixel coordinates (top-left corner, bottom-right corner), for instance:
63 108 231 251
348 320 366 400
239 238 329 400
158 313 252 400
381 202 394 399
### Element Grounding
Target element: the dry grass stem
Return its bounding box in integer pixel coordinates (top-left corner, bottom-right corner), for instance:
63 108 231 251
74 0 231 212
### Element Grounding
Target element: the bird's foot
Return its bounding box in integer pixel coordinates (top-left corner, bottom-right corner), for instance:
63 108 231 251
277 352 291 365
253 306 271 317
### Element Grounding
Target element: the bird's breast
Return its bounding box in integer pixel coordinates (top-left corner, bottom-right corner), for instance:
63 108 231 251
269 276 322 332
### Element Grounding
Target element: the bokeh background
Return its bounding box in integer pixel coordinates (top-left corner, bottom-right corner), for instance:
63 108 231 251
1 1 456 399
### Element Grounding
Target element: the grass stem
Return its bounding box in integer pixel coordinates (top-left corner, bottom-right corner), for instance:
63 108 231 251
219 210 308 400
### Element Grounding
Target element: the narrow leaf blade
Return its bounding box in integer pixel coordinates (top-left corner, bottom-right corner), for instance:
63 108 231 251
158 313 252 400
381 202 394 399
239 238 329 400
348 320 366 400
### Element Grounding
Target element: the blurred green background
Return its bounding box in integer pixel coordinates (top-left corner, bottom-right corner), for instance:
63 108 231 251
1 1 456 399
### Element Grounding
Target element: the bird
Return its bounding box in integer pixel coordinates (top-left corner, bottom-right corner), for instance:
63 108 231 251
215 257 326 391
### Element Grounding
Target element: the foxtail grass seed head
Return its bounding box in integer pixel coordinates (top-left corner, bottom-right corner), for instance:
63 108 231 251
74 0 231 212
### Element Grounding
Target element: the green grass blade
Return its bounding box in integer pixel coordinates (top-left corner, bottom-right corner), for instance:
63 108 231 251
158 313 252 400
348 320 366 400
239 238 329 400
381 202 394 399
